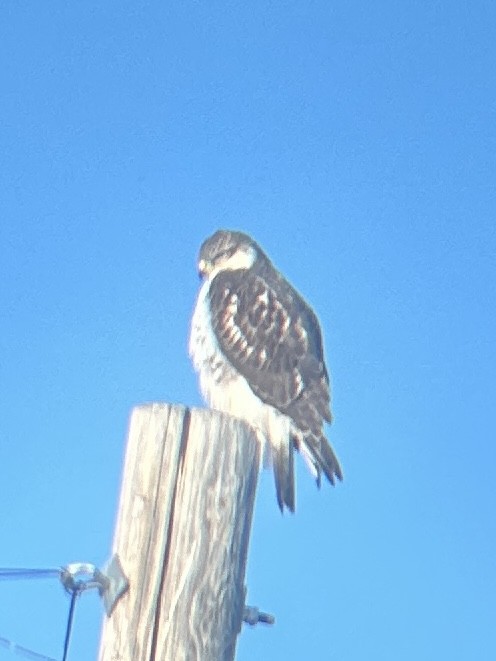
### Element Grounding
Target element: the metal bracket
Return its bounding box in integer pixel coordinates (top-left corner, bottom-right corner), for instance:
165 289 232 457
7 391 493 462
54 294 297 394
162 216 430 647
243 605 275 626
59 554 129 616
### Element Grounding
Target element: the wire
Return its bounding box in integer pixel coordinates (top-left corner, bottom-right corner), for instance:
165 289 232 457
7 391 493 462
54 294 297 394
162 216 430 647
0 566 82 661
0 568 63 660
0 635 58 661
0 562 114 660
0 569 61 581
61 584 81 661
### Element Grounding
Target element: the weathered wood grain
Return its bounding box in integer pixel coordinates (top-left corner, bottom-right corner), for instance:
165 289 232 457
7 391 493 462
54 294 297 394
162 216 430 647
99 403 260 661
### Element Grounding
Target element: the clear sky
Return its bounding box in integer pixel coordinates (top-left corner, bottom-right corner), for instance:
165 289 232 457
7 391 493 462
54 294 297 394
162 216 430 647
1 2 495 660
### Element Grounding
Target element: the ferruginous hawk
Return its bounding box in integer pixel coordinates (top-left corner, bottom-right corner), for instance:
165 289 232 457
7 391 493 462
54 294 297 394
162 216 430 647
189 229 342 512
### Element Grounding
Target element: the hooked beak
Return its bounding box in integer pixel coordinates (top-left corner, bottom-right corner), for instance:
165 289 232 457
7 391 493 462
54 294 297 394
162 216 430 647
198 258 210 279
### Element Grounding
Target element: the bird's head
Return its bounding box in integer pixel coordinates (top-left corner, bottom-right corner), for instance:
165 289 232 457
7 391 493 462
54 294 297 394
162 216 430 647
197 230 260 279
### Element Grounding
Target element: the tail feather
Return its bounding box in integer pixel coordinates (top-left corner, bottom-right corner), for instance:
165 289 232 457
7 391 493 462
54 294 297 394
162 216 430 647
296 432 342 486
272 439 295 513
318 436 343 483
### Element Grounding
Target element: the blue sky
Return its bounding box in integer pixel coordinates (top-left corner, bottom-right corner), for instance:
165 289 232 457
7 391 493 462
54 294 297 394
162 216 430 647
1 1 495 659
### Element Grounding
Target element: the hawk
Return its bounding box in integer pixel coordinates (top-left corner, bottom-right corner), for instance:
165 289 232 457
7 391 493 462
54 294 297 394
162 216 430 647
189 229 342 512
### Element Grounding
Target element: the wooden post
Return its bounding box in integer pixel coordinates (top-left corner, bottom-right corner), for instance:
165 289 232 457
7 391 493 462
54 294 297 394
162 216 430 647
98 403 260 661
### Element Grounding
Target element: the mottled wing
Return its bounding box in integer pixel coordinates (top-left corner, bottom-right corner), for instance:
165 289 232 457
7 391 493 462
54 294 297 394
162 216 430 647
209 268 341 490
209 269 329 413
